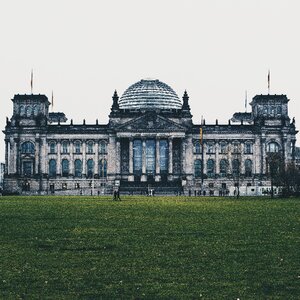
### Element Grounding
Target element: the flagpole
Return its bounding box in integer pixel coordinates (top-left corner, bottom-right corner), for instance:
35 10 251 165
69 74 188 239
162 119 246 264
268 70 270 95
51 91 54 112
30 69 33 94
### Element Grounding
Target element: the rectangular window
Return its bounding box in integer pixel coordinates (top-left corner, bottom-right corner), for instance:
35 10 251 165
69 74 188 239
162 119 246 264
23 161 33 176
146 140 155 175
62 183 67 190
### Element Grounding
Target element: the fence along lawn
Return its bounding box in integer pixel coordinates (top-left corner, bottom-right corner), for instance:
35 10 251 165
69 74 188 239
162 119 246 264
0 196 299 299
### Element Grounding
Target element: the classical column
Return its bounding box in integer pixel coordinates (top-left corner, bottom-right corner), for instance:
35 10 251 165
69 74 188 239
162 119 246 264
240 142 245 175
185 135 193 178
180 138 185 175
35 138 40 175
155 138 161 182
95 141 99 176
292 140 296 161
215 142 220 175
141 138 147 181
4 139 9 175
40 137 47 175
15 138 20 175
9 137 15 174
57 140 61 176
128 138 134 181
116 138 121 176
82 140 86 176
69 140 74 176
254 138 260 175
261 137 266 174
168 138 173 180
202 142 207 174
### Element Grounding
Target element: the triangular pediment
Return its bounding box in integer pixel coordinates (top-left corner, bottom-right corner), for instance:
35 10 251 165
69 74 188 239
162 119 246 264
116 112 186 132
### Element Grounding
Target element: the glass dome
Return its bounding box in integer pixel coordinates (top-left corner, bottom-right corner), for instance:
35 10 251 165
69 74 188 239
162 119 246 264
119 79 182 110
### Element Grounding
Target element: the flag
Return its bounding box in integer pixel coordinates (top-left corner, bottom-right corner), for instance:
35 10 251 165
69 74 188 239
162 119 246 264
268 70 270 93
200 127 203 145
51 91 54 108
30 69 33 94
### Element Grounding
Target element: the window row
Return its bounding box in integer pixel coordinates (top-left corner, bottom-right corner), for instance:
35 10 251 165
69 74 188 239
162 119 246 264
193 142 254 154
194 159 253 178
48 141 107 154
49 159 107 178
19 105 40 117
193 141 281 154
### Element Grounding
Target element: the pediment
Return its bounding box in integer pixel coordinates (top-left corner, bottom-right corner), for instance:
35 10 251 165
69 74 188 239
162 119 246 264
116 113 186 132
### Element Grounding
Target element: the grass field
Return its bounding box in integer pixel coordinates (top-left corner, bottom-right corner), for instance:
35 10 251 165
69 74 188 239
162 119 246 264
0 196 299 299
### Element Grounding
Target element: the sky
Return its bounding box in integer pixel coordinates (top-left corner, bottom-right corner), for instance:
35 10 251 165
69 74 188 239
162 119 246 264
0 0 300 161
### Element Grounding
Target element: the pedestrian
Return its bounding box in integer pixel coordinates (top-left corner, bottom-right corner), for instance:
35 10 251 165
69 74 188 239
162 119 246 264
113 190 117 201
117 190 121 201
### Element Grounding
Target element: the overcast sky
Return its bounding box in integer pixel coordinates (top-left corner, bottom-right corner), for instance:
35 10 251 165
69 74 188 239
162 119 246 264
1 0 299 161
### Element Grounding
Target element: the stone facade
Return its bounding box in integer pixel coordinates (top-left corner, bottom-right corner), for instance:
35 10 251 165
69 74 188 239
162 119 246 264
2 80 298 196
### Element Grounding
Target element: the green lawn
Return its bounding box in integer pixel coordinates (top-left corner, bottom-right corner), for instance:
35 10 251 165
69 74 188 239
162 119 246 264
0 196 299 299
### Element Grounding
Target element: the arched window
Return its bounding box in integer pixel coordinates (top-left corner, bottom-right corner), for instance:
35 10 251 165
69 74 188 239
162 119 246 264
62 141 69 154
99 141 107 154
277 106 282 115
133 140 142 175
219 142 227 154
74 159 82 177
219 159 228 177
49 142 56 154
267 142 280 153
99 159 107 178
194 142 201 154
159 139 169 173
244 143 253 154
62 159 69 177
26 106 32 117
49 159 57 177
87 159 94 178
207 159 215 178
232 159 240 176
33 105 39 116
74 141 81 154
207 144 214 154
233 142 240 153
21 142 35 154
87 141 94 154
20 105 25 116
245 159 253 177
194 159 202 178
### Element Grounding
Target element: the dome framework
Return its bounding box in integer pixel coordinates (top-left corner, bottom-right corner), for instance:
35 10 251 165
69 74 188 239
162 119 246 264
119 79 182 110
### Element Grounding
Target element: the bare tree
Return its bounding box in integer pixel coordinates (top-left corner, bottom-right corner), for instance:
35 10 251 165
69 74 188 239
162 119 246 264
266 152 283 198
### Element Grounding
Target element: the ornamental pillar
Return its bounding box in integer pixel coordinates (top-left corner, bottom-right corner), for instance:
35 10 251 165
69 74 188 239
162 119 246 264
4 139 9 175
82 140 86 176
57 140 61 176
95 141 99 176
141 138 147 181
168 138 173 180
155 138 161 182
128 138 134 181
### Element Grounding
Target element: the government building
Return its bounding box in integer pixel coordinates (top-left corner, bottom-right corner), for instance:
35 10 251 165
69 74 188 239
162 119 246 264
2 79 298 195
